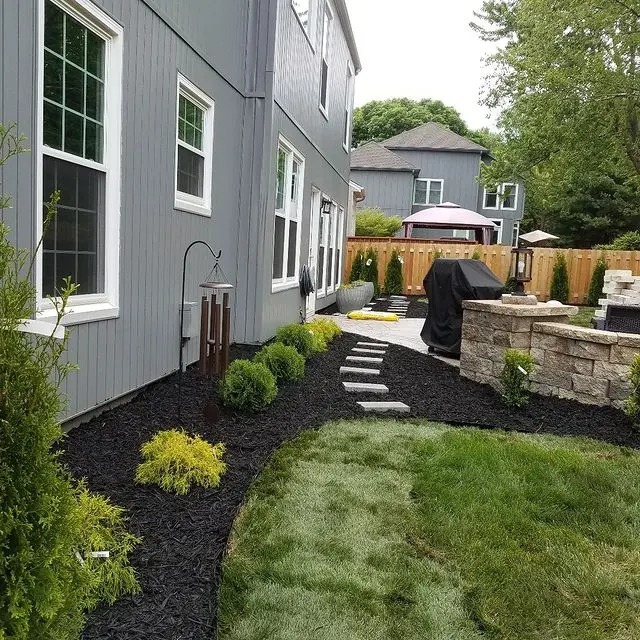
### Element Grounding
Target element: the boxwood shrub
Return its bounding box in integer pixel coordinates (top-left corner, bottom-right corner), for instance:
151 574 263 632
254 342 305 383
276 323 324 359
220 359 278 411
306 318 342 344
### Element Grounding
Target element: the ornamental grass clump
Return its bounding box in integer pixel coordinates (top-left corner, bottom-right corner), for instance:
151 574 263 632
254 342 305 383
135 430 227 495
624 355 640 427
73 486 141 609
383 250 403 295
276 323 323 359
500 349 535 408
306 318 342 344
220 359 278 411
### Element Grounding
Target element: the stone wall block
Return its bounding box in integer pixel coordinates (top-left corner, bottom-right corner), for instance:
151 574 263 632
530 382 558 397
492 330 531 349
544 351 594 375
462 324 493 343
460 351 493 375
609 379 632 401
593 361 631 382
511 317 535 333
570 341 611 361
609 345 640 365
530 348 545 366
571 374 609 398
617 333 640 348
530 366 572 390
558 388 610 406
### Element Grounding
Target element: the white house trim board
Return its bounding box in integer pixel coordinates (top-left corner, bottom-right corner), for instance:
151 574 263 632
36 0 123 325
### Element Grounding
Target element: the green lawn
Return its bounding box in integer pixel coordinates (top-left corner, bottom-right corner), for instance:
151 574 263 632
217 420 640 640
569 306 596 327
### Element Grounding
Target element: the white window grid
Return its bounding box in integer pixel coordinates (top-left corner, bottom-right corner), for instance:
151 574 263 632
414 178 444 206
319 1 333 117
343 62 354 151
490 218 503 245
484 183 518 211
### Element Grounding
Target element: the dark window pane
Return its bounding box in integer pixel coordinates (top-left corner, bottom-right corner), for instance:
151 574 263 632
326 248 333 288
44 51 63 103
56 207 77 251
65 63 84 114
186 99 196 125
64 110 84 156
86 30 104 79
43 252 56 297
77 213 97 252
320 62 328 108
179 95 186 119
178 119 186 143
85 121 103 162
43 205 56 250
43 155 56 201
273 216 285 279
276 150 286 211
77 166 98 209
56 253 76 291
45 1 64 54
193 128 202 151
56 160 78 207
177 146 204 197
43 102 63 150
428 182 442 205
65 15 85 68
317 248 325 289
287 221 297 278
77 254 97 294
335 249 341 285
485 192 498 208
85 77 103 122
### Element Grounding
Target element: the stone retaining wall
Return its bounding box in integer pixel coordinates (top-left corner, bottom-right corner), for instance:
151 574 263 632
460 300 640 408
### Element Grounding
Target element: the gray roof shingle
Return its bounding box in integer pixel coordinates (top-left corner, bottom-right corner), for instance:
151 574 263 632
350 141 418 172
382 122 488 153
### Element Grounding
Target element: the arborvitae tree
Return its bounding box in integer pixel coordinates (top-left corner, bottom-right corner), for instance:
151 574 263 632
363 248 380 295
349 250 364 283
549 253 570 303
383 250 403 294
587 258 607 307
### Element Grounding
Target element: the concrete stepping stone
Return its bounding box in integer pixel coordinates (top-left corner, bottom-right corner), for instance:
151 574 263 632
390 296 407 300
357 342 389 348
343 382 389 394
352 347 386 354
346 355 384 363
357 401 410 413
340 366 380 376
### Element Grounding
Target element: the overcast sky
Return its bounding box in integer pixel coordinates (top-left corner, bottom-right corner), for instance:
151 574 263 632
345 0 499 131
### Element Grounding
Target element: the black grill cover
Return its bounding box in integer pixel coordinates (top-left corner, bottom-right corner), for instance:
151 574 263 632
421 259 504 355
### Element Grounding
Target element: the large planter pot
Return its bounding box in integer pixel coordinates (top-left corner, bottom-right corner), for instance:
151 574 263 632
336 284 369 314
363 281 375 303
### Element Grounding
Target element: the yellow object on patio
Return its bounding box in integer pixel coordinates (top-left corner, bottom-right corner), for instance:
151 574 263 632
347 311 399 321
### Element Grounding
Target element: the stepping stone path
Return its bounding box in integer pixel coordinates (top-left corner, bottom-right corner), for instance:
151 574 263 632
339 336 411 413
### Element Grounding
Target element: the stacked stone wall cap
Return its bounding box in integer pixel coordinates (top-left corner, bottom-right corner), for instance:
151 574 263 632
501 293 538 306
462 299 578 317
605 270 633 278
532 322 618 344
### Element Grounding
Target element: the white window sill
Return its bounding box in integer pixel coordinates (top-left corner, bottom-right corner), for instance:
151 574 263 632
271 280 299 294
319 105 329 121
174 197 212 217
37 302 119 325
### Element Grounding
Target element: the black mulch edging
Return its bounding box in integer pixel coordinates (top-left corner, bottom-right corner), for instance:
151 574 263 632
61 333 638 640
317 294 428 319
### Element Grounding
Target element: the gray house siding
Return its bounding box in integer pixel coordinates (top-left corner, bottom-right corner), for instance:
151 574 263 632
1 0 255 419
350 169 414 220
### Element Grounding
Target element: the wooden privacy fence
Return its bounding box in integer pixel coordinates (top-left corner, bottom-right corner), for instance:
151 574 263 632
344 237 640 304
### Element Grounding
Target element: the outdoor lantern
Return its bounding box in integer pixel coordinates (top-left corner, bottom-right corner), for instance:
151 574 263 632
509 246 534 295
321 197 332 215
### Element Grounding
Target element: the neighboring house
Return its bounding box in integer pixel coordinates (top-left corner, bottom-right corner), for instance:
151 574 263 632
350 122 524 245
1 0 360 421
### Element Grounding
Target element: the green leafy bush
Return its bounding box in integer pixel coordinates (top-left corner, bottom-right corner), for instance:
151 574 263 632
349 251 364 282
587 258 608 307
433 249 443 260
624 355 640 426
500 349 535 408
276 323 323 359
471 250 482 260
596 231 640 251
383 250 403 294
306 318 342 344
254 343 305 383
362 248 380 295
504 276 519 294
355 208 402 237
135 430 227 494
220 360 278 411
73 486 141 609
549 253 569 303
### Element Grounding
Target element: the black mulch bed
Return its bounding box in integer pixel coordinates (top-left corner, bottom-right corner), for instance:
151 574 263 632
318 295 428 319
62 333 638 640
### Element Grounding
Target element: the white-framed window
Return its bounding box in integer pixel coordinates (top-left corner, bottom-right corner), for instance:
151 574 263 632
484 183 518 211
37 0 123 325
334 207 345 286
414 178 443 206
343 62 354 151
490 218 503 245
319 1 332 117
292 0 311 36
316 198 344 296
512 220 520 247
174 74 215 216
272 137 304 291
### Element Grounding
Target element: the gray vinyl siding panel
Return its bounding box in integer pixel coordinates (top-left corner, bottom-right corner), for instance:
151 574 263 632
350 169 414 219
273 0 354 180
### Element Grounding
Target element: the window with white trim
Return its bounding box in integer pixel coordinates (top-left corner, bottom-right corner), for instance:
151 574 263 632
272 139 304 289
292 0 310 33
174 75 214 216
490 218 503 245
334 207 345 286
343 63 354 150
40 0 122 322
414 178 443 206
319 2 332 115
512 221 520 247
484 183 518 211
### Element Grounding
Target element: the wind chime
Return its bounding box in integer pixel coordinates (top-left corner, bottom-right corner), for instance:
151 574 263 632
198 255 234 377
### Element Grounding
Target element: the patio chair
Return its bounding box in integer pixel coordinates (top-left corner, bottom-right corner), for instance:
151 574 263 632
604 304 640 334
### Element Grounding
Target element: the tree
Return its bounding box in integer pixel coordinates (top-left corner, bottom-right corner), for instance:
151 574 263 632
352 98 470 147
587 258 607 307
355 209 403 237
349 250 364 282
549 253 569 303
383 250 403 295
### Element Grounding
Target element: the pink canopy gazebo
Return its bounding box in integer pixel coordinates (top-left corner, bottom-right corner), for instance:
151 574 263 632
403 202 498 244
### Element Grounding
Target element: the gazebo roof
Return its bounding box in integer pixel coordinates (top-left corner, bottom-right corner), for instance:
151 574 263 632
402 202 497 229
